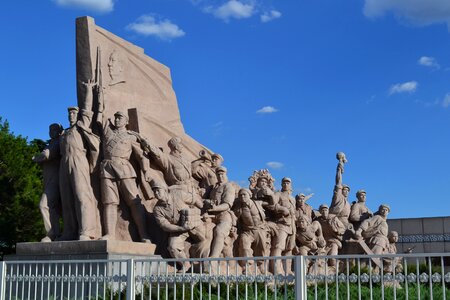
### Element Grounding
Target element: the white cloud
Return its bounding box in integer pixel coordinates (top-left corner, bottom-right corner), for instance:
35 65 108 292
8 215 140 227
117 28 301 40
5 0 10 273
256 106 278 114
54 0 114 12
266 161 284 169
363 0 450 28
206 0 255 21
126 15 185 41
418 56 440 69
260 10 282 23
389 81 418 95
442 93 450 108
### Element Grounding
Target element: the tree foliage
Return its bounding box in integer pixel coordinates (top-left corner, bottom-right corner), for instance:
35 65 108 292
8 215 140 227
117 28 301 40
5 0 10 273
0 117 45 258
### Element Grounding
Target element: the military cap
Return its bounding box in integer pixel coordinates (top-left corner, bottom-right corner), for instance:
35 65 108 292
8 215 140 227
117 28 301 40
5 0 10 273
67 106 79 112
295 193 306 201
215 166 227 174
168 136 182 149
282 177 292 183
150 180 166 190
379 204 390 212
211 153 224 161
342 184 350 191
356 189 366 196
319 204 329 210
238 188 252 197
114 111 129 119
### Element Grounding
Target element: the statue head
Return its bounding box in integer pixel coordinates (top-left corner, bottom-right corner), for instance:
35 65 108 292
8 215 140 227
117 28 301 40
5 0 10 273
150 180 168 202
295 193 307 206
215 166 228 184
378 204 390 218
67 106 79 127
356 190 366 202
211 153 224 168
49 123 63 139
388 231 398 243
297 215 309 231
257 177 268 189
319 204 329 218
238 188 252 206
168 136 183 153
114 111 129 129
342 184 350 197
281 177 292 192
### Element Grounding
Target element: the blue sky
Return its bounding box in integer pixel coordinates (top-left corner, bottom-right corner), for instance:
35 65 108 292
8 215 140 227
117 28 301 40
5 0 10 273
1 0 450 218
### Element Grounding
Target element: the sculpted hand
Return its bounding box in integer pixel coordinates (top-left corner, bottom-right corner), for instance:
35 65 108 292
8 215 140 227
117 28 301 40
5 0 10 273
81 78 97 89
143 171 152 182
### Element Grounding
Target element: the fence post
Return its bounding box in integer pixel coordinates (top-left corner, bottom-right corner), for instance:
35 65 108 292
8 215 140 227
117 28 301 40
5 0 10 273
126 259 135 300
0 261 5 300
295 256 307 300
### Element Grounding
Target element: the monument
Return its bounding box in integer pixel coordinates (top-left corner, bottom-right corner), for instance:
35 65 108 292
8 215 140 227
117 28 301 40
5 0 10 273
14 16 399 275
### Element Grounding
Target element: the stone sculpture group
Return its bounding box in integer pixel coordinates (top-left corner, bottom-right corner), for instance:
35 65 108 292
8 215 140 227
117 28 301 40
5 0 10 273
33 81 399 274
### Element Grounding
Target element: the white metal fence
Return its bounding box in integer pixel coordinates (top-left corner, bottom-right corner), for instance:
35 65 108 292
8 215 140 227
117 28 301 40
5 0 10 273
1 253 449 299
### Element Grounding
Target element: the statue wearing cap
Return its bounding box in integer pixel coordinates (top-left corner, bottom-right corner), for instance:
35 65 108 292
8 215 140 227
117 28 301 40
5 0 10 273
354 204 390 255
329 152 351 226
32 123 64 242
295 193 315 224
58 80 101 241
316 203 346 267
349 189 373 229
93 85 152 243
204 166 236 263
151 179 205 270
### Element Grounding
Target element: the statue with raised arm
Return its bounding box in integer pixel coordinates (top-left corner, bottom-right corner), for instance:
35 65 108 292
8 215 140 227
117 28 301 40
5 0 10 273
141 136 192 188
329 152 351 226
93 84 152 243
191 150 217 192
32 123 64 242
349 189 373 229
58 80 101 241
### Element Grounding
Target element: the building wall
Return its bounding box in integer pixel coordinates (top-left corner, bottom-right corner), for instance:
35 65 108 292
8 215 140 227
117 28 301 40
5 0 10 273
388 217 450 254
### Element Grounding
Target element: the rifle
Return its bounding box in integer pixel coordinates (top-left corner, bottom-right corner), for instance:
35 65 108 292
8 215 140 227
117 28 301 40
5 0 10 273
95 47 104 124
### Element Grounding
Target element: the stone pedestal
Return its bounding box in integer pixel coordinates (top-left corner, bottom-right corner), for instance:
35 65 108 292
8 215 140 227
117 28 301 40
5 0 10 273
6 240 157 261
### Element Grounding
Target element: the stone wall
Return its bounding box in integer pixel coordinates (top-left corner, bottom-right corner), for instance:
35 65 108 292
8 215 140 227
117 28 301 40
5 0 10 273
388 217 450 254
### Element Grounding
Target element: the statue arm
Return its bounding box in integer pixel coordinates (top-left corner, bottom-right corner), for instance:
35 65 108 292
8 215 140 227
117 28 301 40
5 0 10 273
132 139 150 175
154 211 188 233
208 184 235 213
32 148 50 163
335 161 343 186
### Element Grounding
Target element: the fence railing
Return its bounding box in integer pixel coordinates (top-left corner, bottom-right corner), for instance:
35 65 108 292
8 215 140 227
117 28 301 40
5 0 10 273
1 253 449 299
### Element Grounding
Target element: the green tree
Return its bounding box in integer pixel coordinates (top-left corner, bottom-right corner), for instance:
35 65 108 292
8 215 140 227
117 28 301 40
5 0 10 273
0 117 45 259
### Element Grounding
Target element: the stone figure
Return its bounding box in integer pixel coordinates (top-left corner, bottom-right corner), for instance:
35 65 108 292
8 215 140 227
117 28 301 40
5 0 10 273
329 152 351 226
295 215 326 256
384 231 403 273
265 177 296 274
354 204 390 255
58 81 101 241
295 193 315 224
316 204 346 267
234 188 269 274
204 166 236 262
32 123 64 242
191 150 216 190
94 84 153 242
142 136 192 188
151 180 204 270
349 189 373 229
